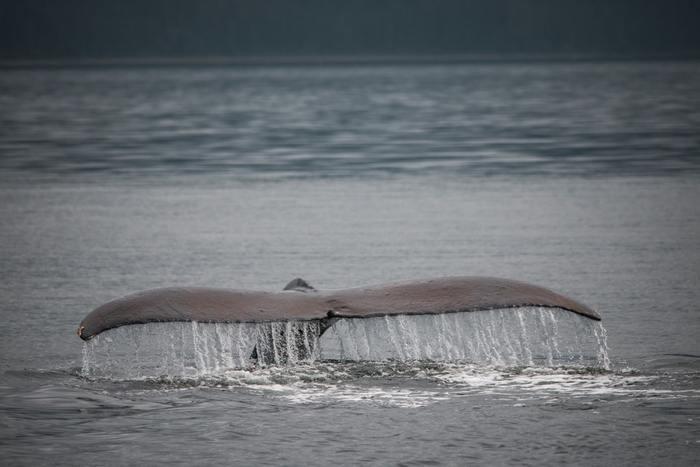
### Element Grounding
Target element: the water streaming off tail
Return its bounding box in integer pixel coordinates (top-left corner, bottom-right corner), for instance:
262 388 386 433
81 321 321 379
81 307 609 379
321 308 608 367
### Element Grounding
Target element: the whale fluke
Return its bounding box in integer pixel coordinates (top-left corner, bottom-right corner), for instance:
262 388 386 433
77 276 600 341
283 278 316 292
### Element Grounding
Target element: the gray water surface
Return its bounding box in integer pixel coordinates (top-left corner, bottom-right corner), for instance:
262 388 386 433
0 63 699 465
1 62 699 178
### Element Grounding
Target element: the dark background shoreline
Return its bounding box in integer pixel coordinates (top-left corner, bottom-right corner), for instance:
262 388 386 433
2 54 700 70
2 0 699 61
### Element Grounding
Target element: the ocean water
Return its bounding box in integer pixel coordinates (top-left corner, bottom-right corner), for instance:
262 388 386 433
0 62 699 465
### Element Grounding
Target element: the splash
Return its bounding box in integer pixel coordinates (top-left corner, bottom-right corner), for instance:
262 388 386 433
81 307 609 379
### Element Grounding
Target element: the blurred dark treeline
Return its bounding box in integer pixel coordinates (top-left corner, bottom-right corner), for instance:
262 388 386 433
1 0 699 60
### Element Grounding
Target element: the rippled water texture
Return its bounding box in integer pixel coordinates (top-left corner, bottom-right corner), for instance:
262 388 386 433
1 62 699 178
0 62 699 465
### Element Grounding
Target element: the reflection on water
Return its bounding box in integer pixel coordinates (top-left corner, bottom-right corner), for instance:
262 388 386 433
1 62 699 178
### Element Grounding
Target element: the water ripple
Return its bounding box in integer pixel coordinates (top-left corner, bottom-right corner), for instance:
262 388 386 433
1 63 699 180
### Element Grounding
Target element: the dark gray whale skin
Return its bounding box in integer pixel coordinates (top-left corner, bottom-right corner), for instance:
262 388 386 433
77 276 600 341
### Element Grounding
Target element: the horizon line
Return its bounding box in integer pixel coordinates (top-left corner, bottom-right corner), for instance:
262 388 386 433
2 52 699 70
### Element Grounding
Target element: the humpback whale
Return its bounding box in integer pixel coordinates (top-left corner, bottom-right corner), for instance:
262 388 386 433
77 276 599 341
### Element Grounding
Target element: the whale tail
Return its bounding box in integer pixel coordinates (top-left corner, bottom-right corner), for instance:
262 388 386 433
77 276 600 344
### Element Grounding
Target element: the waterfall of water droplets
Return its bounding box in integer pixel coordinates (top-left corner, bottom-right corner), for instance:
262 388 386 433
81 320 321 379
81 307 610 379
320 307 608 367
